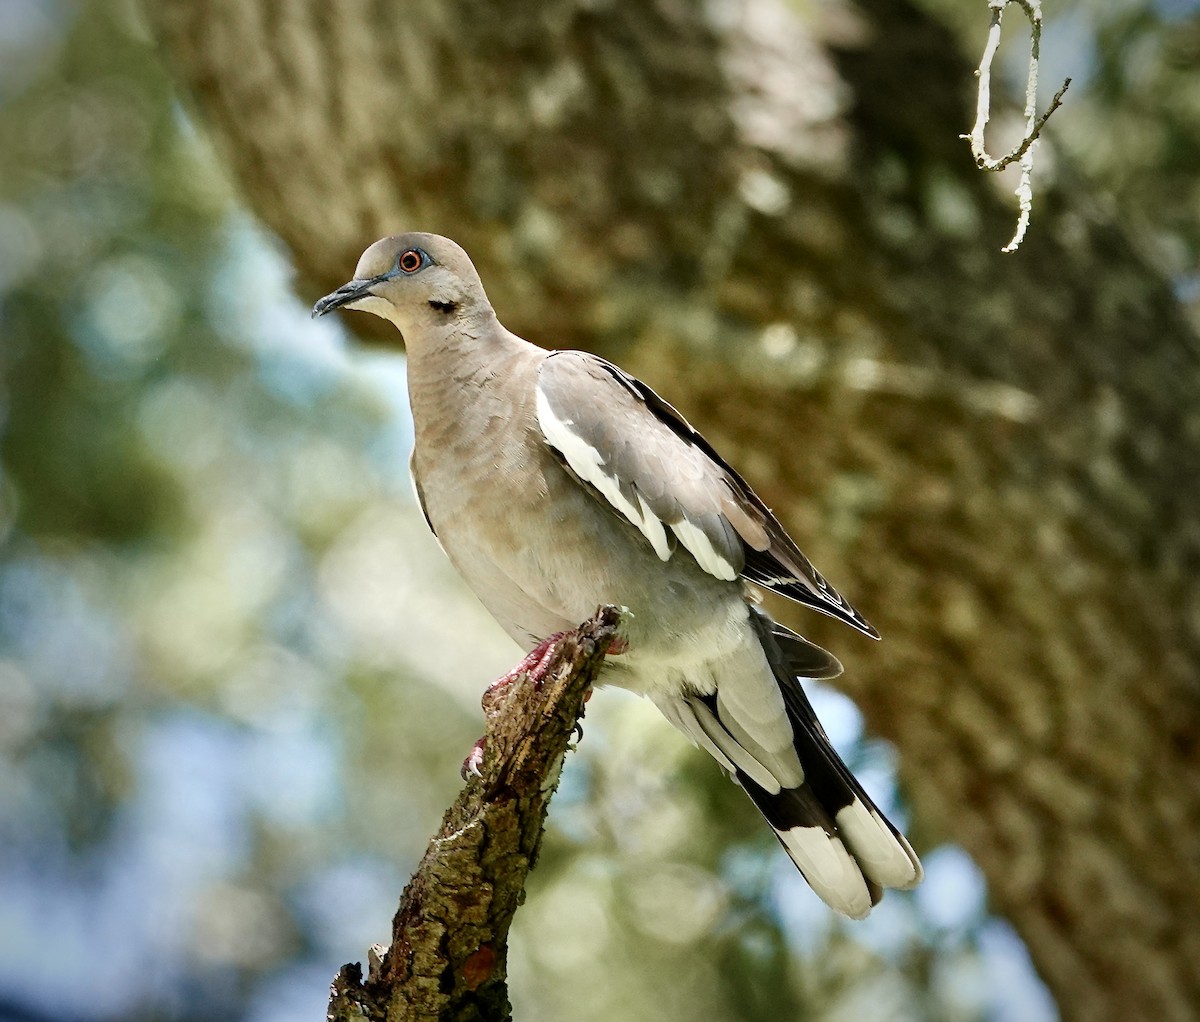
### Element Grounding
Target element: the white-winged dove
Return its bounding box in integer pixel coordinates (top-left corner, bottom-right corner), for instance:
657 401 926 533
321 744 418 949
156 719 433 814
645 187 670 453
314 233 922 917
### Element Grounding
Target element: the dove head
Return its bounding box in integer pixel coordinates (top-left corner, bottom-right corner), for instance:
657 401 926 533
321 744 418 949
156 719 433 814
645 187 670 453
312 233 492 340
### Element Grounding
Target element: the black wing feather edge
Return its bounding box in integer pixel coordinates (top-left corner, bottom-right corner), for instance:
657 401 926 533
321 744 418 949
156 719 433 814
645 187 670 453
586 356 879 638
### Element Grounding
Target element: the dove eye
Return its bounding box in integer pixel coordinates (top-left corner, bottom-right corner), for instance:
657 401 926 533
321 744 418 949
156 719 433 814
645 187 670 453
397 248 425 273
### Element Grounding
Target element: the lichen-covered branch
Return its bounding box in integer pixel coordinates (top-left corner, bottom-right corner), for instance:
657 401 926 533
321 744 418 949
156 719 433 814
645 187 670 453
328 607 623 1022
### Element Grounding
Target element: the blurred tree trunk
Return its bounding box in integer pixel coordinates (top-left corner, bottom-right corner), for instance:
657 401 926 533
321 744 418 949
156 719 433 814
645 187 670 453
147 1 1200 1019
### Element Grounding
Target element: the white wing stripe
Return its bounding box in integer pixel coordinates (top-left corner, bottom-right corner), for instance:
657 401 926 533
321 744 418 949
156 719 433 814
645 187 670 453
671 518 738 580
536 387 671 562
636 493 671 559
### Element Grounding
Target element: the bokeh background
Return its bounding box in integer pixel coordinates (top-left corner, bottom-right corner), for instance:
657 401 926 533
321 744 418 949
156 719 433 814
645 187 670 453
2 1 1197 1020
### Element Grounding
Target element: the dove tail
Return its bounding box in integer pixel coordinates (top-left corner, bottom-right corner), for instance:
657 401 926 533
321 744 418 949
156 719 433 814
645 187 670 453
741 608 923 916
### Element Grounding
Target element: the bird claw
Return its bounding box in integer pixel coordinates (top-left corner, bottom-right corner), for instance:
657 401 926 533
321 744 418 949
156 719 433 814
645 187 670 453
461 736 487 780
484 632 566 698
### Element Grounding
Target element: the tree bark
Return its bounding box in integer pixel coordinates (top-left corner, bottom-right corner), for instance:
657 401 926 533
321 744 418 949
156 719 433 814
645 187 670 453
147 2 1200 1019
328 607 622 1022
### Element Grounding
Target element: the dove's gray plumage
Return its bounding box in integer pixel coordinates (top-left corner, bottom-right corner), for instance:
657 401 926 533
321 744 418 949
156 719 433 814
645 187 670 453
314 232 922 917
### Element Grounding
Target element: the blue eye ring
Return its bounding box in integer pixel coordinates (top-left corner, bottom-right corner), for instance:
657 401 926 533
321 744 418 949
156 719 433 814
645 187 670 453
397 248 425 274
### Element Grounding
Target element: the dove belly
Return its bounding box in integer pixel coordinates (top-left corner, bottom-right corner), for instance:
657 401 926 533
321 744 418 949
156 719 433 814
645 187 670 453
416 437 749 698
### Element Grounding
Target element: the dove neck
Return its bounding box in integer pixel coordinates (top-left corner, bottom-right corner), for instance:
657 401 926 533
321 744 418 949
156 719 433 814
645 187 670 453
405 315 538 447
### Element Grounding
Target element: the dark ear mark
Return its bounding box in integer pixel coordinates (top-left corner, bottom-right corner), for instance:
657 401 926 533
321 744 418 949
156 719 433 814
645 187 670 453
429 300 457 314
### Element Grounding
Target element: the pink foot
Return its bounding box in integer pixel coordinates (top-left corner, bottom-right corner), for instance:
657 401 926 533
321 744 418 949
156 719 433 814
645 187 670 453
465 634 569 777
461 736 487 779
485 632 566 695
